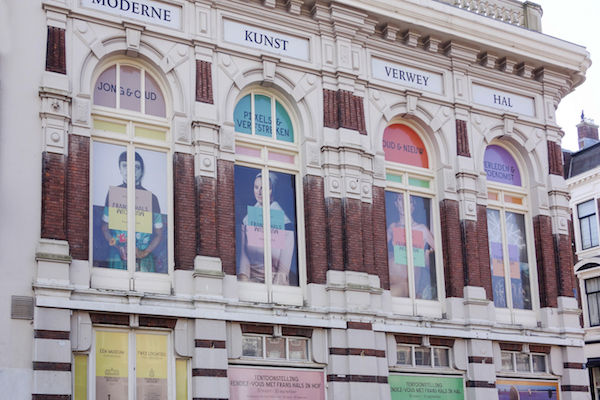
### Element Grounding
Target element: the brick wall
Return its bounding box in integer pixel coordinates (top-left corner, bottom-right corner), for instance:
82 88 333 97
303 175 327 284
197 176 218 257
217 160 236 275
462 219 481 287
547 141 563 176
326 197 344 271
342 198 364 272
440 199 463 298
195 60 213 104
533 215 558 308
66 135 89 260
46 26 66 74
173 153 196 270
556 233 576 297
372 187 389 290
477 205 493 301
456 119 470 157
362 201 375 274
323 89 366 134
41 152 67 240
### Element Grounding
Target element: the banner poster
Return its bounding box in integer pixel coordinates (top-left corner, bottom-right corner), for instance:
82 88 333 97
229 367 325 400
389 375 464 400
96 331 129 400
483 145 521 186
497 379 559 400
382 124 429 168
136 333 168 400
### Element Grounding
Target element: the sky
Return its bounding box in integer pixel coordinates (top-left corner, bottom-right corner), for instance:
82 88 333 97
535 0 600 151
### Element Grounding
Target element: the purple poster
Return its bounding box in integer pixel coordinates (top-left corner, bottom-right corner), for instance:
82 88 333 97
484 145 521 186
497 379 558 400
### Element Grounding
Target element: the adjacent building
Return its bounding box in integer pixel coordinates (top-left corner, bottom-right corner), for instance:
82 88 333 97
0 0 593 399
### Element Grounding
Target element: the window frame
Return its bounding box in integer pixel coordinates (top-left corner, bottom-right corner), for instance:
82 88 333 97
586 276 600 327
395 344 452 369
241 333 311 362
79 327 189 400
577 199 599 251
233 88 306 306
499 350 548 374
383 121 444 318
89 60 173 294
484 144 539 326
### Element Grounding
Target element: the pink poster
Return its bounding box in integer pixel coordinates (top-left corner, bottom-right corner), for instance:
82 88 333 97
229 367 325 400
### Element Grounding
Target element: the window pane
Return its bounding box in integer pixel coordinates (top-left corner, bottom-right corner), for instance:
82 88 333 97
269 171 298 286
501 352 514 371
235 166 265 283
234 94 252 134
136 333 168 399
254 94 272 137
433 347 449 367
408 177 430 188
588 292 600 326
288 338 309 360
581 216 593 249
411 196 437 300
176 359 188 400
275 101 293 142
92 142 128 270
483 145 522 186
144 73 166 117
133 149 168 273
242 336 263 357
414 347 431 366
515 353 530 372
386 191 409 297
532 354 547 373
93 119 126 135
120 65 141 112
397 346 412 365
487 208 507 308
96 331 128 400
135 126 166 141
386 173 403 183
94 65 117 108
506 212 532 310
587 277 600 294
265 337 286 359
73 354 88 400
578 200 596 217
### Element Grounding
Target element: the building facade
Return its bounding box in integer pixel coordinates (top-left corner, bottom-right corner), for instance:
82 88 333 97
0 0 593 399
566 119 600 400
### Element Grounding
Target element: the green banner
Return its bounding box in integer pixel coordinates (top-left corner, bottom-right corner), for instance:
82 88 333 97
389 375 464 400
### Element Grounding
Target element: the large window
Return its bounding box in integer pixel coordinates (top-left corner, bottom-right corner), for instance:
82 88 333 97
91 62 171 293
72 329 188 400
500 351 547 373
484 145 534 313
383 123 440 311
233 90 303 304
586 277 600 326
578 199 599 250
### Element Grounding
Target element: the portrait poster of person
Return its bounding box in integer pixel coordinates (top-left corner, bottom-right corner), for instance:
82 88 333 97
234 165 298 286
92 142 168 273
385 192 437 299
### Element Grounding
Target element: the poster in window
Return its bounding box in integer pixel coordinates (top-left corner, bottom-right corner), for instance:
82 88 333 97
389 374 464 400
96 331 128 400
487 208 507 308
505 212 531 310
411 195 437 300
235 166 298 286
497 379 558 400
234 94 252 134
382 124 429 168
483 145 522 186
94 65 117 108
136 333 168 400
229 367 325 400
386 191 409 297
92 143 168 273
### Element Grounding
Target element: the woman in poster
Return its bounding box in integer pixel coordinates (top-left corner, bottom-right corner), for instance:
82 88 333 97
101 151 164 272
238 171 295 285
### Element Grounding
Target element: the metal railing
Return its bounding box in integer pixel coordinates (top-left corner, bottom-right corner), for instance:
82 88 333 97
436 0 543 31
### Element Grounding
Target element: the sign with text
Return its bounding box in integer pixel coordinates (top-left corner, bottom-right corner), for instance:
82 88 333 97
223 19 310 61
483 145 522 186
497 379 559 400
383 124 429 168
96 331 129 400
81 0 181 29
372 58 443 94
389 375 464 400
136 333 168 400
229 367 325 400
472 84 535 117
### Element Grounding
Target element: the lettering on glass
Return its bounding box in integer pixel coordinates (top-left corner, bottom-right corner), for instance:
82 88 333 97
483 145 521 186
382 124 429 168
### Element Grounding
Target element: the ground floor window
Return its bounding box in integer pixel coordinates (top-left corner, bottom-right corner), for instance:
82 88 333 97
496 379 558 400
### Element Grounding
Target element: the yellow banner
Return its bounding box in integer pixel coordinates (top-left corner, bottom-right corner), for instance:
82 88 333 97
135 189 152 234
73 354 88 400
96 331 128 378
136 333 168 379
108 186 128 231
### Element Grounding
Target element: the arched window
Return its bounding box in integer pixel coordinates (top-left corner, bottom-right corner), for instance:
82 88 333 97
90 62 171 294
383 123 442 316
484 144 535 315
233 90 303 305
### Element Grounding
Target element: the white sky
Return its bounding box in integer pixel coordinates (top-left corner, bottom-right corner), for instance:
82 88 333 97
535 0 600 151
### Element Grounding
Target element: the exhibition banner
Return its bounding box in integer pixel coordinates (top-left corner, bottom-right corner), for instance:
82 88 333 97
389 375 464 400
96 331 129 400
136 333 168 400
229 367 325 400
497 379 559 400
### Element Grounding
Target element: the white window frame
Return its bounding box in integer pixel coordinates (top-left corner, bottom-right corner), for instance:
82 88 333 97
500 350 548 374
241 333 311 362
384 121 444 318
485 145 539 326
89 60 173 294
233 89 306 306
85 327 182 400
577 199 599 251
395 344 452 369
